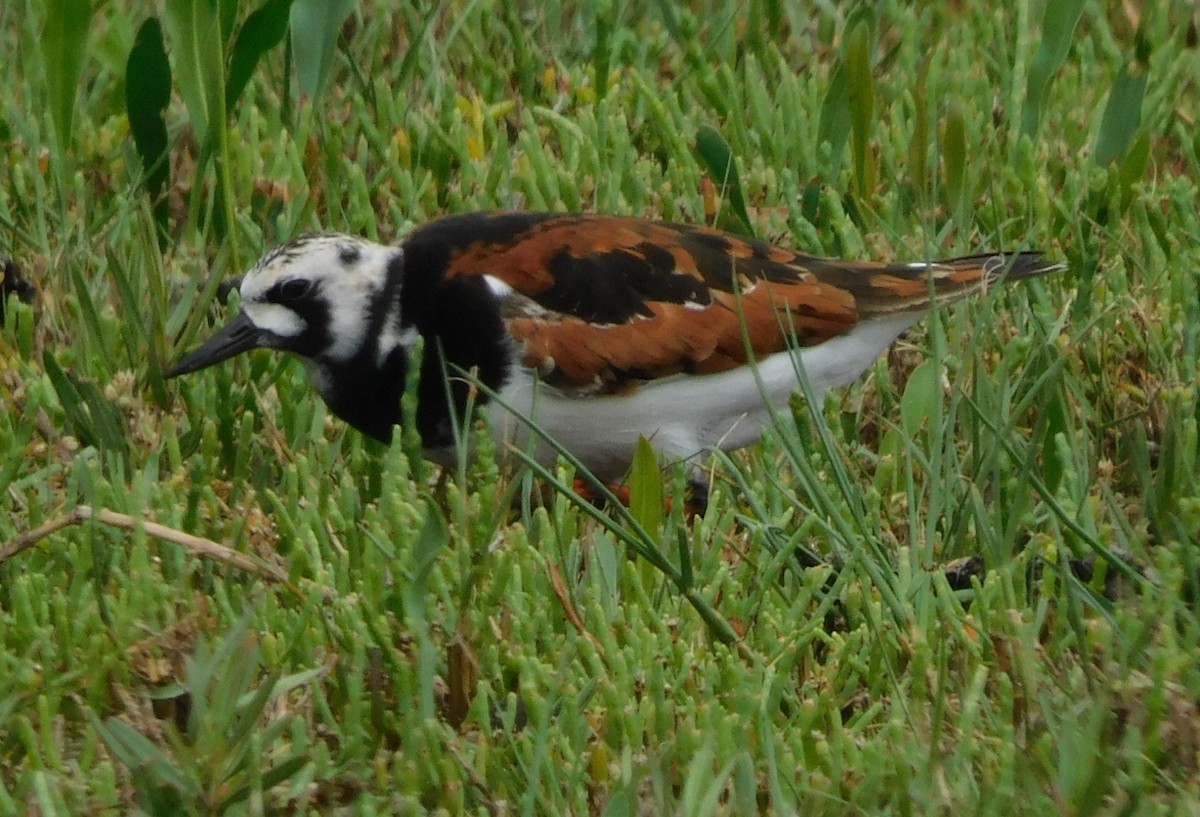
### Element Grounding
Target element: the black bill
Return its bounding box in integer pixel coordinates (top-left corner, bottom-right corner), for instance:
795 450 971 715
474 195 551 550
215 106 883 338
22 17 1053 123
165 312 264 378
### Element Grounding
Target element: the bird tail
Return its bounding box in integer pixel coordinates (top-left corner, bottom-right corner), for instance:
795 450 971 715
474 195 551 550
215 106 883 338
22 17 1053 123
935 251 1067 286
852 251 1066 316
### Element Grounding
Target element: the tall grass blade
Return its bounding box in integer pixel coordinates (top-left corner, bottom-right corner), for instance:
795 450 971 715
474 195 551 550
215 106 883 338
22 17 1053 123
628 436 664 538
42 351 130 469
39 0 93 163
592 0 616 102
1117 131 1151 215
106 247 166 404
941 101 967 224
1093 29 1150 167
406 502 448 719
163 0 240 257
125 17 172 243
290 0 356 102
845 19 876 199
90 716 194 797
227 0 294 114
695 123 754 235
817 64 850 181
1020 0 1086 138
162 0 227 149
900 360 940 438
907 57 931 205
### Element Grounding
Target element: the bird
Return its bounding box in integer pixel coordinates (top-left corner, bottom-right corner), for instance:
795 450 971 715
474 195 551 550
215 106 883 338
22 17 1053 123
1 255 38 328
165 212 1063 489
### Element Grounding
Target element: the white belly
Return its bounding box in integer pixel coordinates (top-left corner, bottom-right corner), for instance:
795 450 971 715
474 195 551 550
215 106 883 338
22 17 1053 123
487 312 919 481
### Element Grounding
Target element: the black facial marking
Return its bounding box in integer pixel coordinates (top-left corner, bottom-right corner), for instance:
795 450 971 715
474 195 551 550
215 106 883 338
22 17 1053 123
276 278 314 303
338 244 361 265
259 281 331 358
217 277 243 304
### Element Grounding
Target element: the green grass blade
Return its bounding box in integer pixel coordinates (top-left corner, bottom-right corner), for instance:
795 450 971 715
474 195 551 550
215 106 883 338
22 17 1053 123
289 0 356 102
592 0 616 102
227 0 294 114
1020 0 1086 138
42 351 130 467
941 101 967 224
628 436 664 539
845 19 876 199
900 360 940 438
1093 34 1150 166
125 17 172 241
38 0 93 162
1117 131 1151 214
695 123 754 234
90 716 195 797
162 0 224 148
817 63 850 181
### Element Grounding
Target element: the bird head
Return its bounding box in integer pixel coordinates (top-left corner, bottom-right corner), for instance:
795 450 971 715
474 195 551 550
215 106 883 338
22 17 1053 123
165 233 409 381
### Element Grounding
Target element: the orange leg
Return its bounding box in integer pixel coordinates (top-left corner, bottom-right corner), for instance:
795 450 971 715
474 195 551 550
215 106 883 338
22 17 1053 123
569 477 707 518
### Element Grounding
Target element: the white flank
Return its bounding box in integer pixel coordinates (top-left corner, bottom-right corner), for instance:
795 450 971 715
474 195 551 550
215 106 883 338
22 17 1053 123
487 311 922 480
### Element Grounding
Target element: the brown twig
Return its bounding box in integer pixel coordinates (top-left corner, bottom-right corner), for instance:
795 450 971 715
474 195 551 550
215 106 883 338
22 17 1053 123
1 505 317 598
0 510 82 562
545 558 603 654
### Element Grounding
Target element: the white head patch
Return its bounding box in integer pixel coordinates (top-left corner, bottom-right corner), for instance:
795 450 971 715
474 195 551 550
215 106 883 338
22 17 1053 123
242 301 305 338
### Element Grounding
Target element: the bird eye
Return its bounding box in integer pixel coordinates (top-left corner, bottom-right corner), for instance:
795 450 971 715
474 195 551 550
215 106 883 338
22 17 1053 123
278 279 313 302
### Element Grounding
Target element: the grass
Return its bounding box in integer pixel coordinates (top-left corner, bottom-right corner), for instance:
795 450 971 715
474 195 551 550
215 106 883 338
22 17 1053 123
2 0 1200 814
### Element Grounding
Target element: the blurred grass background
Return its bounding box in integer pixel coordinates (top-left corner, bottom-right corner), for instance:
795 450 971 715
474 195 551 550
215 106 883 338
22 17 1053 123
2 0 1199 814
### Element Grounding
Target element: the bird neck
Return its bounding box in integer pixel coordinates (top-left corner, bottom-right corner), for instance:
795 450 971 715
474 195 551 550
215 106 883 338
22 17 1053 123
408 276 514 449
311 261 515 447
311 349 408 443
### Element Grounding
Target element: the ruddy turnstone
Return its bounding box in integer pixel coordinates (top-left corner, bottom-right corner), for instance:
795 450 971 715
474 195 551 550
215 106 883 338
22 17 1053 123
166 212 1063 482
